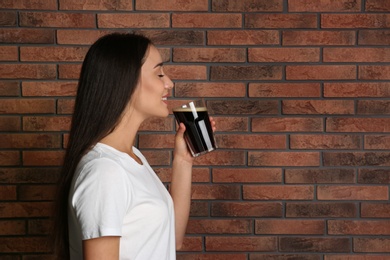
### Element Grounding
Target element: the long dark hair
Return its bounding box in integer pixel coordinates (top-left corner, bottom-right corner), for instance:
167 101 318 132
53 33 151 259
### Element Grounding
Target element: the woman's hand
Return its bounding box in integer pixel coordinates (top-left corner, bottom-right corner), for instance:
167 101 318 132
173 117 217 163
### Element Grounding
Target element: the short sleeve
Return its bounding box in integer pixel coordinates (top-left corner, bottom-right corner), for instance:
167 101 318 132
71 158 132 240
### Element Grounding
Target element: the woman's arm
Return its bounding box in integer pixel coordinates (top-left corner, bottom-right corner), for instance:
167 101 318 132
170 120 216 250
83 236 120 260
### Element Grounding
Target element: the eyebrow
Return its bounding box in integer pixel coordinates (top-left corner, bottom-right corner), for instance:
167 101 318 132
153 62 164 69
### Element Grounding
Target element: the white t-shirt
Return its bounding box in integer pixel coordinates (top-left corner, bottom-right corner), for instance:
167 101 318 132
68 143 175 260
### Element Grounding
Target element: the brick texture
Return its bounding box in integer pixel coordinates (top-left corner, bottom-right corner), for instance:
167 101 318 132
1 0 389 258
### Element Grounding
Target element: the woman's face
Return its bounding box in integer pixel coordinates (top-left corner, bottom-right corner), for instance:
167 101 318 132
132 45 174 120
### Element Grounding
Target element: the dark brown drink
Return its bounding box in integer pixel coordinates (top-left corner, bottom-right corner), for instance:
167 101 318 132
173 106 216 157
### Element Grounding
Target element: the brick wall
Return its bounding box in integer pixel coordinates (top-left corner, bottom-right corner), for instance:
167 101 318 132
1 0 390 259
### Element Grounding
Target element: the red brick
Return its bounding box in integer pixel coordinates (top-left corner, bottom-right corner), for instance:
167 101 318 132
286 65 356 80
177 254 246 260
0 185 17 200
0 168 59 184
139 150 170 166
57 99 75 114
325 255 390 260
20 46 87 62
285 168 356 184
186 219 251 234
139 117 174 132
189 201 208 216
324 48 390 62
359 65 390 80
283 100 354 114
194 149 245 166
244 185 314 200
0 64 56 79
0 237 50 253
366 0 390 11
216 134 285 149
165 65 207 80
324 82 390 97
252 117 323 132
249 83 321 98
249 152 320 167
173 14 241 28
0 151 20 166
0 220 25 235
245 14 317 28
139 134 175 149
252 255 320 260
0 81 19 96
179 236 202 252
191 184 240 200
0 134 61 148
364 135 390 150
0 46 18 61
357 100 390 115
0 11 17 26
208 30 279 45
354 238 390 253
18 185 56 201
57 30 112 44
136 0 208 11
155 167 209 183
208 100 278 115
22 81 77 97
28 219 52 235
212 168 282 183
19 12 95 28
255 219 324 235
361 203 390 218
289 0 361 12
249 47 320 62
214 117 248 132
0 116 21 131
0 28 55 44
328 220 390 235
173 48 246 62
140 30 205 46
286 202 357 218
0 99 55 114
23 116 71 131
359 168 390 184
280 237 350 252
290 134 361 150
322 14 390 28
2 0 57 9
211 65 282 80
0 202 52 218
327 118 390 132
359 30 390 45
60 0 133 10
212 0 283 12
58 64 81 79
206 236 276 252
318 185 388 200
98 13 169 28
23 151 65 166
283 31 355 45
211 202 282 217
174 82 246 97
324 152 390 167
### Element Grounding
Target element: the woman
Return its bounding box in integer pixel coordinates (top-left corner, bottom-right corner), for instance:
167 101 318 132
53 33 216 259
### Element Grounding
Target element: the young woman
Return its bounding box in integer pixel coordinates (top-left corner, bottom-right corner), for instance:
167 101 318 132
53 33 216 259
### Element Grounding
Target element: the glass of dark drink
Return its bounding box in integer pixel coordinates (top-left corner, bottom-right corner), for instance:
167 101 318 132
173 99 217 157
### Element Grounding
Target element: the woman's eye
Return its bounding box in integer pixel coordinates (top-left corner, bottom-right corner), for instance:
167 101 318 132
158 74 164 78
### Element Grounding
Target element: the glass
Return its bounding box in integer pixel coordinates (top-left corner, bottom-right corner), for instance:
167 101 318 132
172 99 217 157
